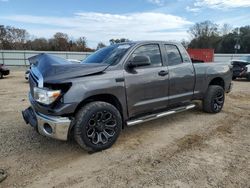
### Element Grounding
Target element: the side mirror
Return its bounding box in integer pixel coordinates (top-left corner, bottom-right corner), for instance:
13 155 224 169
128 55 151 68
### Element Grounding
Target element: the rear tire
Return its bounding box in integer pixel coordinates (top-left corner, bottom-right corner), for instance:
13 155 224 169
203 85 225 113
246 74 250 81
74 101 122 152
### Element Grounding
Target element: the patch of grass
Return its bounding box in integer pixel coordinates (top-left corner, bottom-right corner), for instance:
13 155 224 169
177 134 203 150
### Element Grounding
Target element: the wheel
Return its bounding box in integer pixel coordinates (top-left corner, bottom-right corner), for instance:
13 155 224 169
203 85 225 113
0 72 3 79
247 74 250 81
232 76 236 80
74 101 122 152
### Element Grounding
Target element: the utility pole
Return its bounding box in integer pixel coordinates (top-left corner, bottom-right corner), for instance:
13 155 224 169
0 25 4 50
234 28 240 54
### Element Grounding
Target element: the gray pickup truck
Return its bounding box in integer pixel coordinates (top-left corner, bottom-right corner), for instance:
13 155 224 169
22 41 232 151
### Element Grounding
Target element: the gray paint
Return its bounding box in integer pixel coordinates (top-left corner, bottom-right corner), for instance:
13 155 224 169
28 41 232 122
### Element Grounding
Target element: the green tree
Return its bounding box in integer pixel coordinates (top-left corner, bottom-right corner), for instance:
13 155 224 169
239 26 250 53
188 21 221 49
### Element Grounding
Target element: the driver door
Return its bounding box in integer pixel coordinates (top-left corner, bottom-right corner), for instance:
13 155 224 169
124 44 169 118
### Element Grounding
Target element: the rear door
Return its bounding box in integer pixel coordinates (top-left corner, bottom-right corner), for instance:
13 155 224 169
124 43 169 118
164 44 195 105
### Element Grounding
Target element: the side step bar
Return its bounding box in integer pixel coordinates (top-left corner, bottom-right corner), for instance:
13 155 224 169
126 104 196 126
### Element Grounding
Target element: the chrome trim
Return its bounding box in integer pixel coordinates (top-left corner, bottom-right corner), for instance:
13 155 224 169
127 120 143 126
157 111 175 117
186 104 196 110
35 111 71 141
31 66 43 88
127 104 196 126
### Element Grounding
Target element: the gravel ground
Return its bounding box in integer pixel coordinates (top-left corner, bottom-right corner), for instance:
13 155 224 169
0 71 249 188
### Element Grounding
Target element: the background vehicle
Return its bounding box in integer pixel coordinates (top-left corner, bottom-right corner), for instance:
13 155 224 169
22 41 232 152
25 68 30 80
0 64 10 79
231 56 250 80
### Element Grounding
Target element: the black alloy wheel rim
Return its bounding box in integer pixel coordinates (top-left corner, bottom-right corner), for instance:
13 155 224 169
86 110 117 145
213 91 224 111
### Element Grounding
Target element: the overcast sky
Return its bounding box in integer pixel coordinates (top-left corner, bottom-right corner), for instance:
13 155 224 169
0 0 250 48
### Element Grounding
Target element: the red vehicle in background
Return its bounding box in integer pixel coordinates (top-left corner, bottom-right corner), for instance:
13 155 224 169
187 49 214 63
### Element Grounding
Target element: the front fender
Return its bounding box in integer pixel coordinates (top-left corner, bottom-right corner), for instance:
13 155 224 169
63 70 128 119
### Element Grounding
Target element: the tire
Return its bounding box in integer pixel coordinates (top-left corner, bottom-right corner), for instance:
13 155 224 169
203 85 225 113
232 76 236 80
246 74 250 81
74 101 122 152
0 72 3 79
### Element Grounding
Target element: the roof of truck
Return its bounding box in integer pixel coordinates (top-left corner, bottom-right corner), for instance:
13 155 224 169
116 40 180 45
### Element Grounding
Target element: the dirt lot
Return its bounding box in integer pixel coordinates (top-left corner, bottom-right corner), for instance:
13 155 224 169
0 71 249 188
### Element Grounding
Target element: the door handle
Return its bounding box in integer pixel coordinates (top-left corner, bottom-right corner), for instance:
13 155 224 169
158 70 168 76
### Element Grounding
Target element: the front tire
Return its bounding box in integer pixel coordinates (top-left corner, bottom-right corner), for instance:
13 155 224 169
74 102 122 152
203 85 225 113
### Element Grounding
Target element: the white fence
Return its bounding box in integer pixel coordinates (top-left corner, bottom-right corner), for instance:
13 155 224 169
214 54 250 63
0 50 92 66
0 50 249 66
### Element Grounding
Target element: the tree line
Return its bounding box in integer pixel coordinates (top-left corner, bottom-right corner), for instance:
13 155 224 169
186 21 250 53
0 25 93 51
1 21 250 53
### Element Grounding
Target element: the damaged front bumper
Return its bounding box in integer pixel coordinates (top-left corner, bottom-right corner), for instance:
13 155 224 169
22 107 71 141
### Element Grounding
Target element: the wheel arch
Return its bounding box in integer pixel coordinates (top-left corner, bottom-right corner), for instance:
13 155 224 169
208 77 225 90
68 94 125 140
74 93 124 123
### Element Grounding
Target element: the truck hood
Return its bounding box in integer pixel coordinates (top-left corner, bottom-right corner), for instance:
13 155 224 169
29 54 108 83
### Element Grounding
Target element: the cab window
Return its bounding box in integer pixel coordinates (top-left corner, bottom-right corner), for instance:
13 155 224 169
165 44 183 66
131 44 162 67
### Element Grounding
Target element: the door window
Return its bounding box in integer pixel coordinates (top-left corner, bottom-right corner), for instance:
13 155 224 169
165 45 183 66
131 44 162 67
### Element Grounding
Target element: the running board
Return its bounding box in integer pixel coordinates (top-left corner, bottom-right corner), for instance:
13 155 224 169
126 104 196 126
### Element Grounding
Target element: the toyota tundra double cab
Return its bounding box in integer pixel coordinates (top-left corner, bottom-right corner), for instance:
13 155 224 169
22 41 232 152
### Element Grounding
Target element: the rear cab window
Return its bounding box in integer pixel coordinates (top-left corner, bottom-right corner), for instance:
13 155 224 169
165 44 191 66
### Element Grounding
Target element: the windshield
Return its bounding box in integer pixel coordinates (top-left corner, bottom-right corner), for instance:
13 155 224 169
240 56 250 62
82 43 134 65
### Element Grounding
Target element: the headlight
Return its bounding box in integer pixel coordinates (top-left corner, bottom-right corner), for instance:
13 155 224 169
34 87 61 105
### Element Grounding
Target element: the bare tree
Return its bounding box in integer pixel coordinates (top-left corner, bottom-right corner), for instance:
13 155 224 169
0 25 6 49
96 42 106 50
0 26 29 49
220 23 233 36
30 38 49 51
109 38 130 45
181 39 189 49
188 20 219 38
52 32 70 51
75 37 87 50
